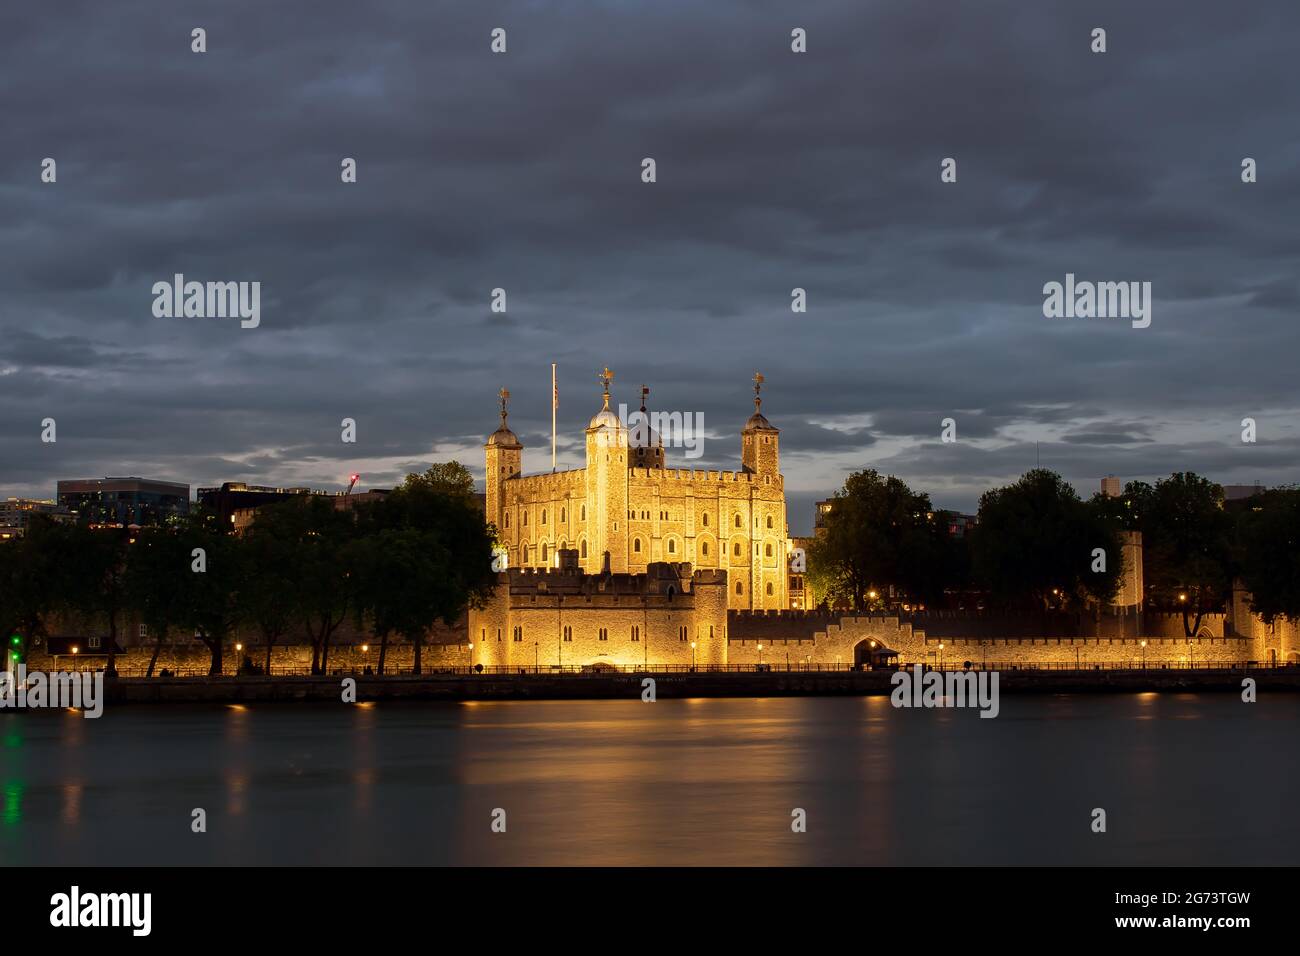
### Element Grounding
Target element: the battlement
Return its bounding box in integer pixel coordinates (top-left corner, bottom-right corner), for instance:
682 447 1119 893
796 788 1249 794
502 561 722 599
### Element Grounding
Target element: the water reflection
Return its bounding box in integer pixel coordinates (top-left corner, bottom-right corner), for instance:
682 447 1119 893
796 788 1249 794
0 694 1296 865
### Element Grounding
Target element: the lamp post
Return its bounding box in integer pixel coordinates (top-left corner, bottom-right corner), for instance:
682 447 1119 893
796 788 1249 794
468 641 474 671
690 641 696 670
757 643 764 668
534 641 538 673
235 642 242 676
1140 639 1147 668
938 642 944 670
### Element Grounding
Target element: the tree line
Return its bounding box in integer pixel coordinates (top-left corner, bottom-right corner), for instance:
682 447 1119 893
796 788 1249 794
0 463 497 676
806 468 1300 634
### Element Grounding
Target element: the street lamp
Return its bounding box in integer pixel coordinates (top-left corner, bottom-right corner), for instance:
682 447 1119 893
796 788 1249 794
690 641 696 669
938 642 944 669
757 643 764 667
468 641 474 670
1140 639 1148 668
534 641 539 673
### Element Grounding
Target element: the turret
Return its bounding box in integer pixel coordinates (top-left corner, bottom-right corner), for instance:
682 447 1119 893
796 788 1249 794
741 372 780 477
485 387 522 538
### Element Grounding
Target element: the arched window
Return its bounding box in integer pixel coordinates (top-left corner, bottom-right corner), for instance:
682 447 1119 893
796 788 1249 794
668 539 676 554
633 538 642 553
734 514 741 528
581 505 586 520
702 513 709 527
505 513 510 528
735 581 743 595
701 541 709 557
541 543 548 563
580 540 587 558
523 511 528 526
766 516 773 529
541 509 547 524
766 582 774 596
561 507 566 523
765 544 773 557
733 541 741 557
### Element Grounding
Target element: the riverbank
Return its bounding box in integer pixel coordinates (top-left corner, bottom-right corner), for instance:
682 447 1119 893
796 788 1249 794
83 666 1300 704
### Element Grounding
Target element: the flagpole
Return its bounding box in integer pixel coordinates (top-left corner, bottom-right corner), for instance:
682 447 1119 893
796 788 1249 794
551 363 557 472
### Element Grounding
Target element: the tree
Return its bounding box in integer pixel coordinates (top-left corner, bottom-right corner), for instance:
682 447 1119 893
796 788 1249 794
240 519 298 675
0 517 71 663
253 497 358 675
1133 473 1232 636
62 524 131 674
806 469 954 611
1235 487 1300 627
402 461 476 499
173 514 246 675
357 472 497 673
124 526 191 677
970 469 1120 612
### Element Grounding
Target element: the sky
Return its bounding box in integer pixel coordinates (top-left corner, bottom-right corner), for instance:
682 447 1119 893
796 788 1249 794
2 0 1298 535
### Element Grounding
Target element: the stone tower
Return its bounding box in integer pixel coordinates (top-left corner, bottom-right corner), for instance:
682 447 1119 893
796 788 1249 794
584 367 629 574
741 372 780 477
484 387 522 538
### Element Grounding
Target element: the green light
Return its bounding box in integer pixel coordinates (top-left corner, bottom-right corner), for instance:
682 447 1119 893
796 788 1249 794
8 637 17 646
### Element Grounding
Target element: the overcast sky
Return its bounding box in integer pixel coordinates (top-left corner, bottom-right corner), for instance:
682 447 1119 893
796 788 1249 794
2 0 1298 534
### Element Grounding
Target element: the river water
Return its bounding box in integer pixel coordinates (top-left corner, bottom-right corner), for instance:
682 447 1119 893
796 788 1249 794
2 693 1295 865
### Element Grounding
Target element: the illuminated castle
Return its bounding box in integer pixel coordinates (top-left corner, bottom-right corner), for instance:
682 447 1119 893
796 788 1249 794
483 369 789 611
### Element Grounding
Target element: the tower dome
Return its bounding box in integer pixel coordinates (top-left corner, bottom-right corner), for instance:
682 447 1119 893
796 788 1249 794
486 388 522 448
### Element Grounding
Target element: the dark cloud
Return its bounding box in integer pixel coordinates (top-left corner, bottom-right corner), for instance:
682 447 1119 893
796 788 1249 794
2 0 1299 534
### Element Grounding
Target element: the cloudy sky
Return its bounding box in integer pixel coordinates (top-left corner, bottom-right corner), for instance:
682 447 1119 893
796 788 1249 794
2 0 1298 534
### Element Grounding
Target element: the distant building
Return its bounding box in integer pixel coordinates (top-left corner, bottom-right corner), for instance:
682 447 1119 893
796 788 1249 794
57 477 189 526
1101 475 1122 497
198 482 316 526
201 481 393 532
0 497 72 540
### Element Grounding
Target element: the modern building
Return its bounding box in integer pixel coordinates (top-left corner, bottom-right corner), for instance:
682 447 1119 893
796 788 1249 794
484 370 790 610
56 477 190 526
0 497 73 540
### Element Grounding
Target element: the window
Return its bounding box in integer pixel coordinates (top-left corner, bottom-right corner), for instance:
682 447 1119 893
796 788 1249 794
563 626 573 642
734 514 741 528
599 628 608 642
767 516 773 529
631 626 640 642
561 507 566 522
634 538 642 553
679 626 688 642
702 542 709 557
581 540 587 558
541 543 548 563
709 626 714 639
581 505 586 520
702 513 708 527
505 513 510 528
523 511 528 526
513 626 523 642
542 509 547 524
138 623 148 638
497 628 503 642
733 541 742 557
668 539 676 554
766 582 774 596
765 544 773 557
735 581 743 595
89 636 102 650
481 628 486 642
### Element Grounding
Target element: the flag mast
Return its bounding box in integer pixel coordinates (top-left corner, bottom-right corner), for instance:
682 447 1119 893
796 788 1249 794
551 363 557 472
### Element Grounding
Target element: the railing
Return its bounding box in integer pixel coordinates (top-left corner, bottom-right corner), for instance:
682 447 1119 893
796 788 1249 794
22 659 1297 678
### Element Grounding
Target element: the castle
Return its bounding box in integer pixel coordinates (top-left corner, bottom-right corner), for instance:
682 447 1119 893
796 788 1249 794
483 369 789 611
